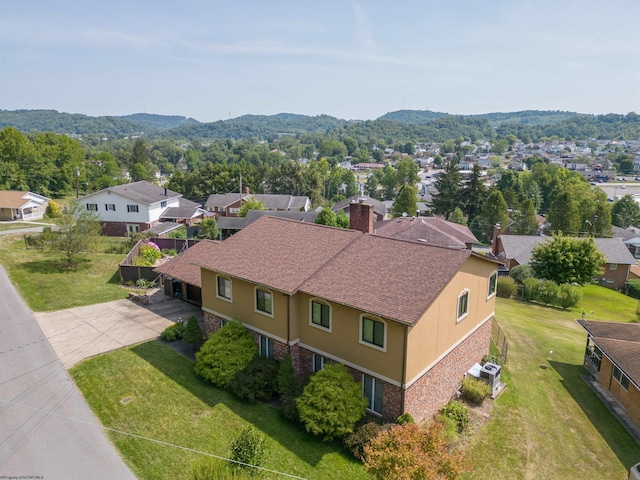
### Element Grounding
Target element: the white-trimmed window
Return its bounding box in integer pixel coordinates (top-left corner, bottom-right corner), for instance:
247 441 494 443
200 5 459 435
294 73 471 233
260 335 274 358
360 316 386 350
255 288 273 316
127 204 139 213
229 208 240 214
457 290 469 322
312 354 325 373
487 272 498 299
220 319 228 328
610 263 618 271
310 300 331 331
363 374 384 415
161 200 167 208
216 276 232 301
86 203 98 211
105 203 115 211
613 365 630 390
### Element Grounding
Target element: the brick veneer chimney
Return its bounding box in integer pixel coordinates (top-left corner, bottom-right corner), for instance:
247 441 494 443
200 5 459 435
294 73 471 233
491 224 501 256
349 199 374 234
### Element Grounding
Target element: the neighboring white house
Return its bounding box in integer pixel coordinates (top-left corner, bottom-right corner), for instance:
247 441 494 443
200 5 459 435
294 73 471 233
77 181 204 236
0 191 50 221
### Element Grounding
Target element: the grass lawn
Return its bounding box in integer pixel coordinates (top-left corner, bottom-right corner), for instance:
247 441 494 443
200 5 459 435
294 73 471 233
464 285 640 479
70 341 366 480
0 222 42 232
0 234 131 311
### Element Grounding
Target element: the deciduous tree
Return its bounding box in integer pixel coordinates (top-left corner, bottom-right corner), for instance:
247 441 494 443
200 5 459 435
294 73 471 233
530 234 605 284
612 194 640 228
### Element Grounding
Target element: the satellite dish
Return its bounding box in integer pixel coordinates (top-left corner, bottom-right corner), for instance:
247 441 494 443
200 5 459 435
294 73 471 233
402 212 408 217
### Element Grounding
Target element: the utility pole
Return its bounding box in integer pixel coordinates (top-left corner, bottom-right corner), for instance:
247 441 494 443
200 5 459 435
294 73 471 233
76 168 80 198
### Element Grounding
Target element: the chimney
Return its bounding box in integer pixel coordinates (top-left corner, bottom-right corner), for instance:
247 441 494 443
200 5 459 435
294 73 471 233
164 187 167 196
491 224 501 256
349 199 374 234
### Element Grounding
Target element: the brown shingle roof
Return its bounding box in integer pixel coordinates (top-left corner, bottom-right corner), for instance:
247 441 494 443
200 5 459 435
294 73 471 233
577 319 640 387
0 191 31 208
196 216 493 325
196 216 362 293
299 234 472 325
373 217 477 249
154 240 221 287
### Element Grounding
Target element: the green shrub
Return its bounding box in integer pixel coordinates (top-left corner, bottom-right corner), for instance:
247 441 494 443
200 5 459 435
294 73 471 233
509 264 534 284
343 422 393 460
522 277 540 301
169 225 187 239
161 322 185 342
296 363 368 441
133 256 153 266
496 277 518 298
183 316 203 349
628 279 640 300
555 283 583 309
439 400 469 433
46 200 61 218
536 279 559 305
195 322 258 388
231 356 280 403
230 427 267 475
191 459 253 480
396 413 415 425
140 244 162 263
161 248 177 256
277 354 307 421
436 413 460 441
481 353 501 366
460 376 492 404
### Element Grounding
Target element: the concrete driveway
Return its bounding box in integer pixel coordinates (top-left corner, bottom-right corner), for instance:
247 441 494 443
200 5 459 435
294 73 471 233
34 290 202 368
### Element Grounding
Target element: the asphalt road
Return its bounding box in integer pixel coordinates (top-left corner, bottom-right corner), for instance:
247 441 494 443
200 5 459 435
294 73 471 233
0 264 136 479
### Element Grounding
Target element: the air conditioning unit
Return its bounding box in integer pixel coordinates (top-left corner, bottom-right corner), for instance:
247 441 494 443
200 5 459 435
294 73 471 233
479 362 501 392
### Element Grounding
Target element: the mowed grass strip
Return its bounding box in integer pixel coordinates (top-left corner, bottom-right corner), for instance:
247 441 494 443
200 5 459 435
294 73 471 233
0 235 130 311
70 341 366 480
464 286 640 479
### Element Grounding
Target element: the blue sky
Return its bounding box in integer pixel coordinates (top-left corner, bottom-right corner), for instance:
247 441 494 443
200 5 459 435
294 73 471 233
1 0 639 122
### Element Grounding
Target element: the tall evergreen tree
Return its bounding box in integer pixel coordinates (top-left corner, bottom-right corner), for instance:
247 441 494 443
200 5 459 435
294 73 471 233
473 190 510 242
512 198 538 234
462 164 487 220
547 190 580 235
431 161 462 220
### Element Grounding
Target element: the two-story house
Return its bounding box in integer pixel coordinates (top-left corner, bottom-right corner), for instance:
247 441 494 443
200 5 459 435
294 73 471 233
194 203 499 423
77 181 205 236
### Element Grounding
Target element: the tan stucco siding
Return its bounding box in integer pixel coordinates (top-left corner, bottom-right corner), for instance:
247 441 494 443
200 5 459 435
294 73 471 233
295 292 404 384
405 256 496 384
201 269 289 342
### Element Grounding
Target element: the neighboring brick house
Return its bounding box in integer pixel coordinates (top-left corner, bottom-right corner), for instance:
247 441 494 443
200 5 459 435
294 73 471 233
205 191 310 218
194 203 499 423
0 190 50 221
373 216 478 249
578 320 640 430
494 234 635 290
77 181 205 236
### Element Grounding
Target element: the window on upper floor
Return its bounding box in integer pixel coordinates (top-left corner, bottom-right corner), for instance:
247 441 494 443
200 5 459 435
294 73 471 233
86 203 98 211
161 200 167 208
260 335 274 358
216 276 232 301
255 288 273 316
361 316 385 349
310 300 331 330
127 204 139 213
457 290 469 322
105 204 116 211
363 374 384 415
610 263 618 271
487 272 498 299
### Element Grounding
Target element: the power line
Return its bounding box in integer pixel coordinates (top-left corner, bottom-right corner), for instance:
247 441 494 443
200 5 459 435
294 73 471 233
0 397 308 480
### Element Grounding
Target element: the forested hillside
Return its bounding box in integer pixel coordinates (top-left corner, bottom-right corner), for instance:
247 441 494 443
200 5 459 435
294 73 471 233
121 113 199 130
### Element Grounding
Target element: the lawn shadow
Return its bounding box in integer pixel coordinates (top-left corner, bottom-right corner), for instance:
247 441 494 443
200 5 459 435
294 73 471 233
549 360 640 468
22 257 92 274
107 268 121 285
130 341 353 469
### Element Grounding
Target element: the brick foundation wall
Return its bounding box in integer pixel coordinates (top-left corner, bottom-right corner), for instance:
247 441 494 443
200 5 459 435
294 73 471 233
101 221 151 237
404 319 492 423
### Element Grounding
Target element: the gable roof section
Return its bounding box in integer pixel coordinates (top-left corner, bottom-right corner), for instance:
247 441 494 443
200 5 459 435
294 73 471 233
196 216 362 293
154 240 221 287
374 217 477 249
332 195 387 216
82 181 182 205
205 193 309 210
499 235 635 265
217 209 318 230
299 234 473 325
577 319 640 388
0 190 50 208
